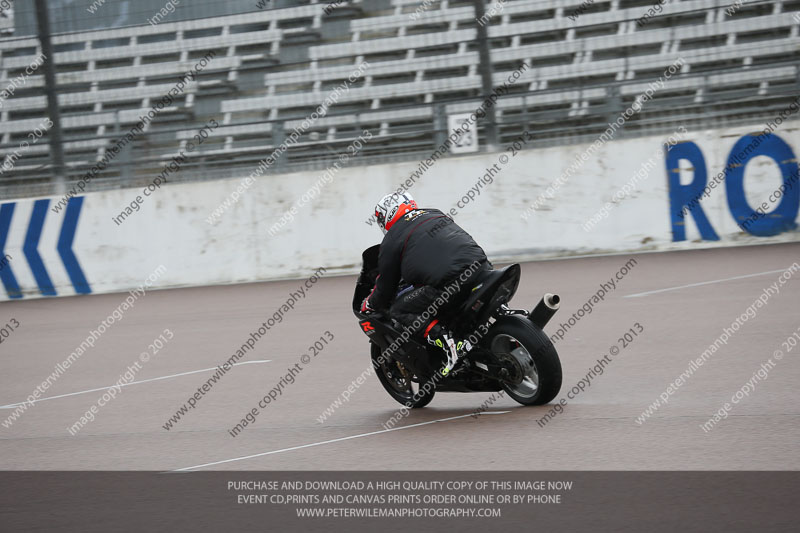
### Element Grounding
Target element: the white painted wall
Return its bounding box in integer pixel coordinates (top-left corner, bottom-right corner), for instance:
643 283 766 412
1 120 797 301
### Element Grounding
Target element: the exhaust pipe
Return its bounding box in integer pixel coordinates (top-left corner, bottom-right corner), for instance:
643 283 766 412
528 293 560 329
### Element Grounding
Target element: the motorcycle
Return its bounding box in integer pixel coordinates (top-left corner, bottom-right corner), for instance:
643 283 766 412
352 244 563 408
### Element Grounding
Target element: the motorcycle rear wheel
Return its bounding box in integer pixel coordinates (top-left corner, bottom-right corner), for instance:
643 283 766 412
484 316 562 406
371 342 435 408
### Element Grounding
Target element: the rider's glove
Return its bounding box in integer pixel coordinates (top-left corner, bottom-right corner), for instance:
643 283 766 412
361 296 375 313
361 278 379 313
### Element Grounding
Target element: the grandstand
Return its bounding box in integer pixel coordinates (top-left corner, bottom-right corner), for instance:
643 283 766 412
0 0 798 199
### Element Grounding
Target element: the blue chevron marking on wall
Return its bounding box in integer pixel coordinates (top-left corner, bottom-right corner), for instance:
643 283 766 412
0 197 91 299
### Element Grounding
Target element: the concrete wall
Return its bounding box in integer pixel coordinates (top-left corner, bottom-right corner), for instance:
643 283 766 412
1 120 797 301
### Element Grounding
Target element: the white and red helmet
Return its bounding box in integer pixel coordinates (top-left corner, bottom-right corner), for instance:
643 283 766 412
374 192 418 234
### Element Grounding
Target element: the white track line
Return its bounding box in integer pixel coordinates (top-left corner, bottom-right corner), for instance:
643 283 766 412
0 360 271 409
173 411 511 472
624 267 792 298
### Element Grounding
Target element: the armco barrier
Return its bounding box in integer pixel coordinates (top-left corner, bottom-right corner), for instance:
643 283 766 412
0 121 797 301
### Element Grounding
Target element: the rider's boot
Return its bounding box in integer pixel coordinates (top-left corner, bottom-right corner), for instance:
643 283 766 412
424 322 470 376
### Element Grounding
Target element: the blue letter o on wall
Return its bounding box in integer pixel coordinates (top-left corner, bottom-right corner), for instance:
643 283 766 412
726 133 799 237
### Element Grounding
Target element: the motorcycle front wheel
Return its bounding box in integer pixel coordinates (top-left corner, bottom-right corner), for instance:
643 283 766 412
371 342 435 408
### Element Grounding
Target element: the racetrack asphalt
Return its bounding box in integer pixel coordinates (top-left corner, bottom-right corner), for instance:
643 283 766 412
1 242 798 471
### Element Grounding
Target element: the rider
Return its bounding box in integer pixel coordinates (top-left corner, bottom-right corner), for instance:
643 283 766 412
360 192 492 375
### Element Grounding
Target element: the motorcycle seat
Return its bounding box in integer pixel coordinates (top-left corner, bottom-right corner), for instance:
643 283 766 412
457 264 521 322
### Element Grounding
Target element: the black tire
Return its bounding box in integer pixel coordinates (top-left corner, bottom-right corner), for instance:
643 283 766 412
371 343 435 408
483 316 562 406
